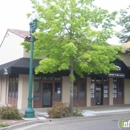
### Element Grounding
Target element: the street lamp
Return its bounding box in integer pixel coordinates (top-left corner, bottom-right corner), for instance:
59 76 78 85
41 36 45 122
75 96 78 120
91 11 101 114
24 19 37 118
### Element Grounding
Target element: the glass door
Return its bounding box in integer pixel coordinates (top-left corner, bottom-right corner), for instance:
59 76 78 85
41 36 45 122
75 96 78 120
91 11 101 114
43 83 52 107
96 84 103 105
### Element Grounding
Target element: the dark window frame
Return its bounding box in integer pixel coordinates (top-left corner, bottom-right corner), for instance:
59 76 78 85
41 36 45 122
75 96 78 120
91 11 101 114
8 74 18 99
113 78 124 99
91 77 109 99
73 77 86 100
34 75 62 101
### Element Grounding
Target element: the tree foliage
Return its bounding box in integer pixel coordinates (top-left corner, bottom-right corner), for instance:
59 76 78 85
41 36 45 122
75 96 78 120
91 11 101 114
22 0 123 114
118 5 130 43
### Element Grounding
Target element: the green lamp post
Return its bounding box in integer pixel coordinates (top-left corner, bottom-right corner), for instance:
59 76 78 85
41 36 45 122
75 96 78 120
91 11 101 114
24 19 37 118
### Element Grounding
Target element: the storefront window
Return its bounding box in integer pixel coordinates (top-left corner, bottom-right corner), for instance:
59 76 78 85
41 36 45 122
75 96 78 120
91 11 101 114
118 84 123 98
34 82 41 100
73 83 78 99
54 76 61 81
91 83 95 98
95 78 102 83
34 75 41 80
54 82 61 100
91 78 95 82
8 75 18 99
73 78 86 100
113 83 117 98
103 78 108 82
8 82 12 97
79 83 85 99
90 77 109 100
14 83 18 98
113 79 123 99
43 76 53 80
104 84 108 98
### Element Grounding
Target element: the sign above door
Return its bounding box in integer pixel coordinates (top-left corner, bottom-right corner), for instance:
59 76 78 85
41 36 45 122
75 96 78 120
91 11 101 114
108 73 125 78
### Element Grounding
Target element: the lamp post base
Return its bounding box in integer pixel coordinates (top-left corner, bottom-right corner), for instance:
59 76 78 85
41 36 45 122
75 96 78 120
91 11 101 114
24 108 35 118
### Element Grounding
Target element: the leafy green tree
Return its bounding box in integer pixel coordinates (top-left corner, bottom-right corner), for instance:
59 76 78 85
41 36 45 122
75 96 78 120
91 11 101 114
22 0 123 115
118 5 130 43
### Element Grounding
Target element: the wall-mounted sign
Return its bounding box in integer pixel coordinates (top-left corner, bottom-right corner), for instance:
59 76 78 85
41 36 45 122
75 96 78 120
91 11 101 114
3 67 8 75
115 65 121 71
108 73 125 78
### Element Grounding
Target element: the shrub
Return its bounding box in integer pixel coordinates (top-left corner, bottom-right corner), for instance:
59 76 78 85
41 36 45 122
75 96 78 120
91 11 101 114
0 105 22 120
47 102 70 118
0 122 10 127
74 104 82 116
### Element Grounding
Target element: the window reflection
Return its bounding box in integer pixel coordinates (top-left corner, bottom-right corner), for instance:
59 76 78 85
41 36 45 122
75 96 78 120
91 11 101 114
54 82 61 100
118 84 123 98
34 82 40 100
73 83 78 99
113 79 123 99
54 76 61 81
95 78 102 83
8 75 18 99
91 83 95 98
43 77 53 80
34 75 41 80
79 83 85 99
104 84 108 98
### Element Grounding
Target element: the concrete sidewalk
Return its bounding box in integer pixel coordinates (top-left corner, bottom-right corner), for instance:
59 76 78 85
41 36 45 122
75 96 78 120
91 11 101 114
6 104 130 118
0 104 130 130
1 103 130 117
80 104 130 116
19 104 130 117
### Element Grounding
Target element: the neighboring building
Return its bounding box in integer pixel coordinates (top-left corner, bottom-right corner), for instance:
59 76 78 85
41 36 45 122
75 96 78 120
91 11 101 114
0 29 130 110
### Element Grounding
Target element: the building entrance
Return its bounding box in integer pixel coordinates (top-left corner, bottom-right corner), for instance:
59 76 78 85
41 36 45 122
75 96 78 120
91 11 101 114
95 84 103 105
43 83 52 107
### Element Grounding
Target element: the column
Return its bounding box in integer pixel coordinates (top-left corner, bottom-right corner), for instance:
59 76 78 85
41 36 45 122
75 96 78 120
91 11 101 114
1 75 9 105
17 74 29 110
124 79 130 104
109 78 113 105
0 76 2 102
86 77 91 107
62 76 70 104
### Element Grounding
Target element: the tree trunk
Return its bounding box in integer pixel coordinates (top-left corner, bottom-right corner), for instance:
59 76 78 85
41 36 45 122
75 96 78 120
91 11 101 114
70 58 74 115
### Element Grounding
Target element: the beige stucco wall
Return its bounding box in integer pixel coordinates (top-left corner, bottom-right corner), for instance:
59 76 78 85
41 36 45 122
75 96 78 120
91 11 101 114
0 32 25 65
0 77 1 102
17 74 29 110
86 77 91 107
23 48 46 59
23 49 30 58
62 76 70 104
119 53 130 67
124 79 130 104
109 78 113 105
0 75 9 105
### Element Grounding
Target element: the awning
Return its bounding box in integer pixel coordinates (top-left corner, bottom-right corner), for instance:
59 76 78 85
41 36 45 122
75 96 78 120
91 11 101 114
0 58 40 75
0 58 70 76
0 58 130 78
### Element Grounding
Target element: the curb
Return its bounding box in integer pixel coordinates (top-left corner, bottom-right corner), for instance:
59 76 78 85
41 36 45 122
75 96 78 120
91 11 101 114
0 111 130 130
0 119 51 130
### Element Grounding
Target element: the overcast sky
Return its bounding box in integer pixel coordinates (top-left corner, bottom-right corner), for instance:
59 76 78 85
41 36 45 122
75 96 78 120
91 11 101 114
0 0 129 44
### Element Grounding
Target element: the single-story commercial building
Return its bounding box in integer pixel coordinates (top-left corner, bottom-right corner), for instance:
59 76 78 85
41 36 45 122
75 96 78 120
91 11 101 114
0 29 130 110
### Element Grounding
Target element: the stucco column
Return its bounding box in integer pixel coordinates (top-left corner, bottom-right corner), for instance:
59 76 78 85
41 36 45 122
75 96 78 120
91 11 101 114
109 78 113 105
124 79 130 104
86 77 91 107
62 76 70 104
1 75 9 105
0 76 2 102
17 74 29 110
